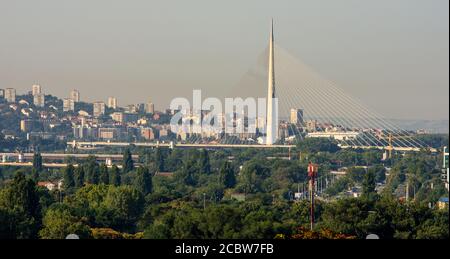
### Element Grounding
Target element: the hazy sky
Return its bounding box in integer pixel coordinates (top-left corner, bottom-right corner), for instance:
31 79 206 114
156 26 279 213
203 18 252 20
0 0 448 120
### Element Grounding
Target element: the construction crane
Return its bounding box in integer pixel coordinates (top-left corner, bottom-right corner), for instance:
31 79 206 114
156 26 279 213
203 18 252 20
378 133 415 159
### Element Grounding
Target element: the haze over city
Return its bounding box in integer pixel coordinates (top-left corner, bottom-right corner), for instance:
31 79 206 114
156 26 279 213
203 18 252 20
0 0 449 245
0 0 448 121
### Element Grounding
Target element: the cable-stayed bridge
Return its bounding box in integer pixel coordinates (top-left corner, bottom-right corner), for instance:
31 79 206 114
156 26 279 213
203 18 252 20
67 23 434 154
222 28 434 153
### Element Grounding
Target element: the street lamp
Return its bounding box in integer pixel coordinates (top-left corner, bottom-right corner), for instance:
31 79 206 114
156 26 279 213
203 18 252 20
203 193 206 210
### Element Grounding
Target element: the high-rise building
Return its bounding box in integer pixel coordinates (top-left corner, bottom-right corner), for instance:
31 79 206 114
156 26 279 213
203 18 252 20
108 97 118 109
266 20 278 145
290 108 304 125
137 103 145 113
32 84 42 96
63 98 75 112
33 93 45 107
146 102 155 114
0 89 5 99
5 88 16 103
93 102 106 117
20 119 33 132
70 89 80 102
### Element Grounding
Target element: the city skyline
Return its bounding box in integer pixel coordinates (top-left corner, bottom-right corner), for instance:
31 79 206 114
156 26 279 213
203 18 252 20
0 1 448 243
0 0 448 121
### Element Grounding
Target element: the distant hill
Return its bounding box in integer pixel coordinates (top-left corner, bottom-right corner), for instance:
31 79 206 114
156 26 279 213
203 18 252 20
386 119 449 134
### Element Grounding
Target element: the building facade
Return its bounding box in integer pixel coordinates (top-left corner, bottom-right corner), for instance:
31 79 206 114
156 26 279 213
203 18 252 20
141 128 156 140
111 112 124 123
5 88 16 103
33 93 45 107
20 119 33 132
290 108 304 125
146 102 155 114
32 84 42 96
70 89 80 102
306 120 317 132
93 102 106 118
63 98 75 112
98 128 119 140
108 97 118 109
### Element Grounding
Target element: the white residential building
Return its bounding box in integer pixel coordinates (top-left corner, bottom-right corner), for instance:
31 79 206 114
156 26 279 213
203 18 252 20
93 102 106 118
5 88 16 103
32 84 42 96
63 98 75 112
33 93 45 107
70 89 80 102
108 97 118 109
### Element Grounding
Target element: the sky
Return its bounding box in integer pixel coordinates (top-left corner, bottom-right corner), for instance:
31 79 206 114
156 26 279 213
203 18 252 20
0 0 448 120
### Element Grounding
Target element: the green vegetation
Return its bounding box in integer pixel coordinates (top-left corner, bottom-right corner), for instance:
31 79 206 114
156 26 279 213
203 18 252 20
0 138 448 239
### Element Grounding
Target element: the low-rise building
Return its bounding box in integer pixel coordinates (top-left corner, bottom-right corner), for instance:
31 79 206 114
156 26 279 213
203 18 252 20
98 128 120 140
306 120 317 132
141 128 156 140
306 131 360 141
37 180 63 191
437 197 449 210
111 112 124 123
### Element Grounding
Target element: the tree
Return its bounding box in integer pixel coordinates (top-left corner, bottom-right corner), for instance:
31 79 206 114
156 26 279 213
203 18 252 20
325 177 351 196
103 185 145 229
99 164 109 185
370 165 386 183
63 164 76 190
219 162 236 188
155 148 165 172
39 204 91 239
0 172 42 239
297 138 340 153
347 167 367 183
31 168 39 183
134 167 152 195
321 198 383 238
237 160 270 194
75 166 85 188
179 156 198 186
122 148 134 173
85 156 99 185
287 227 356 239
110 165 121 186
0 207 15 239
144 221 171 239
198 149 211 174
362 170 377 201
32 152 43 172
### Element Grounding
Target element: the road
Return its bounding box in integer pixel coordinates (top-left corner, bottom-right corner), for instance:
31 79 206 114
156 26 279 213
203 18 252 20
0 162 124 168
1 153 139 161
68 141 295 149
